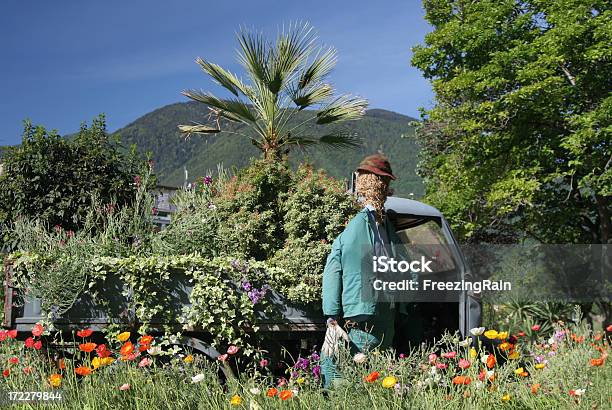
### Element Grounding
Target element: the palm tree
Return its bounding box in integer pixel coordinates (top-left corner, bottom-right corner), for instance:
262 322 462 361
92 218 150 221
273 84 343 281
178 22 368 160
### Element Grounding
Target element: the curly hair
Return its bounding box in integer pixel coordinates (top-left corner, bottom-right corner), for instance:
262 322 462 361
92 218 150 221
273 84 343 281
355 172 390 223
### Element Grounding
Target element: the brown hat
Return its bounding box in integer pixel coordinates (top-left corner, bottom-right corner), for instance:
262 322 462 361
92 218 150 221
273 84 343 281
356 154 396 180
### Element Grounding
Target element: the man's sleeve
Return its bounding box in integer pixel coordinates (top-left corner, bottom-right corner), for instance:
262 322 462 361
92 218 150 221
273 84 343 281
322 236 343 317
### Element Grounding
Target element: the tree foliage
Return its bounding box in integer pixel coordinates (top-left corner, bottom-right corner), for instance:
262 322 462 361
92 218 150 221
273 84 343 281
412 0 611 243
0 116 149 249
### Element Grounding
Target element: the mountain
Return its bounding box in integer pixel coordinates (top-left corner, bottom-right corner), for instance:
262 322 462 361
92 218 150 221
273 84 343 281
113 101 424 197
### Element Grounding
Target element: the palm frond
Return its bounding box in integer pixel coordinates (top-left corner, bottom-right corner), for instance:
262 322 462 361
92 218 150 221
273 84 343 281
298 47 337 90
316 95 368 124
177 123 220 136
292 83 334 110
195 57 253 98
236 28 269 87
318 131 363 150
181 90 258 124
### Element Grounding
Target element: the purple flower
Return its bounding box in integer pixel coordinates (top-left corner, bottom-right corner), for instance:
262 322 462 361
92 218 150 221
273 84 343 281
534 355 545 363
554 330 566 341
242 281 252 292
295 357 310 370
203 175 213 185
310 352 320 362
312 365 321 379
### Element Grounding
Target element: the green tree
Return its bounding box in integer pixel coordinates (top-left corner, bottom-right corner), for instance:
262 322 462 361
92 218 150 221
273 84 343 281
412 0 611 243
0 115 149 249
179 22 368 159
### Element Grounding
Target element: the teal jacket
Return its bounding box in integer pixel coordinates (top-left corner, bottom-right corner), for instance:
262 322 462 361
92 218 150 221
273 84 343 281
322 209 406 318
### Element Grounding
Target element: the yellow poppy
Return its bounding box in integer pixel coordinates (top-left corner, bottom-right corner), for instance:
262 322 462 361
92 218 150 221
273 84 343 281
230 395 242 406
382 376 398 388
513 367 524 375
535 363 545 369
184 354 194 363
469 348 477 359
296 377 305 384
48 373 62 388
118 332 131 342
501 394 511 402
508 351 520 360
92 357 101 370
497 331 509 340
484 330 499 339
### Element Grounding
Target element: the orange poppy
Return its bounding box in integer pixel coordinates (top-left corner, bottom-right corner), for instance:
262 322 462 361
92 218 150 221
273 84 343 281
75 366 93 376
364 371 380 383
76 329 93 338
279 390 293 401
590 358 605 367
571 333 584 343
138 344 150 352
531 383 541 394
266 388 278 397
57 358 66 370
120 341 134 356
139 335 154 345
79 342 97 353
452 375 472 385
486 354 496 369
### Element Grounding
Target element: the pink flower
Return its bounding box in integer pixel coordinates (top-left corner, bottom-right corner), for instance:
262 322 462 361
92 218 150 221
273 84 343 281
531 325 541 331
25 337 35 348
399 353 406 359
8 357 18 365
138 357 152 368
7 330 17 339
259 359 269 367
31 323 44 337
227 345 239 355
119 383 130 391
217 354 228 362
34 340 42 350
458 358 471 370
0 330 7 341
428 353 438 364
435 362 448 369
441 351 457 359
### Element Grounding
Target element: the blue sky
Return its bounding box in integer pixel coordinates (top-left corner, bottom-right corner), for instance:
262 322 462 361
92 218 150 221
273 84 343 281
0 0 433 145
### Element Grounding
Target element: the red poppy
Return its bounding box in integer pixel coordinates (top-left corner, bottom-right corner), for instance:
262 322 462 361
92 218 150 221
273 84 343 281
76 329 93 338
531 325 541 331
227 345 239 355
75 366 92 376
7 330 17 339
58 359 66 370
606 324 612 332
138 344 150 352
442 351 457 359
364 371 380 383
139 335 154 345
79 342 97 353
32 323 44 337
0 330 7 341
2 369 10 377
517 331 526 337
25 337 35 348
590 358 605 367
34 340 42 350
571 333 585 343
452 375 471 385
531 383 541 394
96 344 112 358
279 390 293 400
266 388 278 397
120 341 134 356
8 357 18 365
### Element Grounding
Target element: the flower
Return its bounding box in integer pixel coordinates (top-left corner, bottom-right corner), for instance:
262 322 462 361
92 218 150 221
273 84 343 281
138 344 150 352
119 383 130 391
428 353 437 364
469 348 477 359
435 362 448 370
48 373 62 387
117 332 131 342
508 351 520 360
25 337 35 348
96 344 112 358
296 377 305 385
79 342 97 353
184 354 194 363
458 337 472 347
120 341 134 356
8 357 18 365
606 324 612 332
531 325 541 331
441 351 457 359
382 376 398 388
497 331 509 340
249 387 261 395
279 390 293 401
148 346 162 356
0 330 7 341
7 329 17 339
514 367 525 375
139 335 154 345
75 366 93 376
23 366 33 374
138 357 152 368
259 359 269 368
191 373 205 383
531 383 541 394
590 358 605 367
569 388 585 397
2 369 9 377
486 354 496 369
484 330 499 339
452 375 471 385
100 357 115 366
470 327 485 336
32 323 44 337
458 359 471 370
501 394 511 402
34 340 42 350
353 353 367 364
499 342 512 351
76 329 93 338
227 345 240 355
230 394 242 406
266 388 278 397
91 357 101 370
534 363 546 369
217 354 228 362
364 371 380 382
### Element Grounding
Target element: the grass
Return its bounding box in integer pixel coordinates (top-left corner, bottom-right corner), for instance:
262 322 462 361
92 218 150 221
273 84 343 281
0 321 610 409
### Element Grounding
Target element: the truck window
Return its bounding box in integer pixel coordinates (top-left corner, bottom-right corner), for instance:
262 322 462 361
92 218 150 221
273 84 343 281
395 219 456 274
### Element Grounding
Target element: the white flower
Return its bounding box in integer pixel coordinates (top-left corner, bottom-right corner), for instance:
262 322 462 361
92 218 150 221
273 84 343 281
291 389 299 396
548 336 556 345
429 366 437 375
191 373 205 383
249 387 261 395
485 370 495 379
459 337 472 347
474 380 484 389
147 346 162 356
470 327 485 336
353 353 367 364
573 388 586 396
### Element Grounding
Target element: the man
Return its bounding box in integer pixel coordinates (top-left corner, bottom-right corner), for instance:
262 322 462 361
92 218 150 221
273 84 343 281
320 154 409 388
